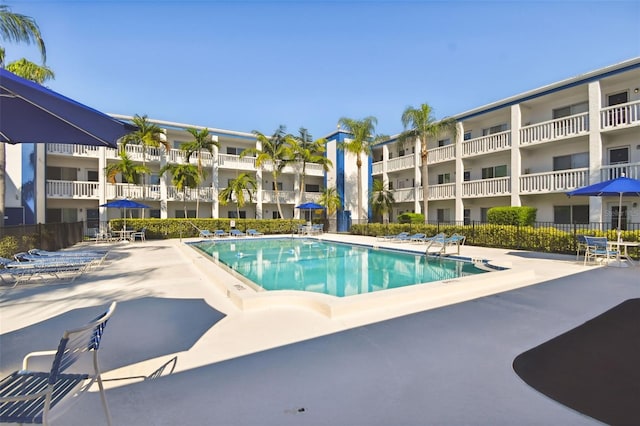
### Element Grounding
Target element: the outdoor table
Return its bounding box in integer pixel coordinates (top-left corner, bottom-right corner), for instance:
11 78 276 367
113 230 135 241
608 241 640 266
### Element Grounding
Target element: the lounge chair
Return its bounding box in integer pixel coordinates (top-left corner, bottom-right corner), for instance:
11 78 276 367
199 229 223 238
0 302 117 425
213 230 229 238
229 229 246 237
380 232 410 241
409 233 428 243
246 229 264 237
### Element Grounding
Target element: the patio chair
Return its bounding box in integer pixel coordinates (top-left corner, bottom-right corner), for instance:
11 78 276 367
409 233 428 243
130 227 147 242
380 231 410 241
213 230 229 238
0 302 117 426
583 236 619 266
575 234 588 260
246 229 264 237
229 229 246 237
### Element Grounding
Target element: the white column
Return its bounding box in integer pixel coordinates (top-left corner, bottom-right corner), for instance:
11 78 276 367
98 146 108 231
510 104 522 207
211 139 219 218
454 123 465 221
159 132 168 219
414 138 421 213
255 138 263 219
35 144 46 224
588 81 604 223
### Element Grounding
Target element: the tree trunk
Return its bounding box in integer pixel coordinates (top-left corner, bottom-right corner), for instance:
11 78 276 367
356 154 363 224
273 171 284 219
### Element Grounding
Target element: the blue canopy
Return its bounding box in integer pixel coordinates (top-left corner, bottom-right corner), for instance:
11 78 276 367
566 176 640 197
100 199 150 209
0 68 135 148
296 202 325 210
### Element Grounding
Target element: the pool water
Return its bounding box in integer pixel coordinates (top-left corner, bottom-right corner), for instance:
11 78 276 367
191 238 488 297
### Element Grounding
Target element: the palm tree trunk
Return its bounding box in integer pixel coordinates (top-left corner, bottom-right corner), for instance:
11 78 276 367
273 171 284 219
356 154 363 224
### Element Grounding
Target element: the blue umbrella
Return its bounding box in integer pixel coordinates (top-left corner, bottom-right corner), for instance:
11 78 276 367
0 68 135 148
567 175 640 237
100 199 150 230
296 202 325 222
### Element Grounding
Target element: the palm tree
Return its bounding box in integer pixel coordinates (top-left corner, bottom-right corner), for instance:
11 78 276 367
120 114 168 214
241 126 293 219
337 116 384 224
400 103 457 224
159 163 201 218
218 173 257 219
0 5 47 228
105 149 150 199
6 58 53 81
289 127 332 214
318 186 342 216
182 127 219 218
369 179 395 223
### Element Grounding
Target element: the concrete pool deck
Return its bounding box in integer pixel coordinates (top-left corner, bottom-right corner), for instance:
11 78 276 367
1 234 637 425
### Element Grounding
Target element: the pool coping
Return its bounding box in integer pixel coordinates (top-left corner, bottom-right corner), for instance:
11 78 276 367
183 234 540 319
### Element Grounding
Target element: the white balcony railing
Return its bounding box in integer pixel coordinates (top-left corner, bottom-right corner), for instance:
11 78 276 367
600 100 640 130
262 190 297 204
519 168 588 194
462 177 511 198
462 131 511 157
427 145 455 164
390 188 415 203
600 162 640 181
372 161 384 175
47 144 101 157
520 113 589 145
387 154 415 173
428 183 455 200
46 180 100 198
218 154 256 170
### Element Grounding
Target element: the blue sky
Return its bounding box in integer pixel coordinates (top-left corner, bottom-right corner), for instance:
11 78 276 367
4 0 640 139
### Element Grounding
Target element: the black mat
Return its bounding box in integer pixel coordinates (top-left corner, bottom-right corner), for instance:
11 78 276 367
513 299 640 425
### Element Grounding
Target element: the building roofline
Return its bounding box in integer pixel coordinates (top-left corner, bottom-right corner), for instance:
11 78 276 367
108 114 256 140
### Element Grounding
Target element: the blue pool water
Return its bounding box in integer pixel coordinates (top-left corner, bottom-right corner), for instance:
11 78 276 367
191 238 488 297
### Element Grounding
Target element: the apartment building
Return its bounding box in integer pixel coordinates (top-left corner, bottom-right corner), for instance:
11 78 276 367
371 57 640 229
3 57 639 233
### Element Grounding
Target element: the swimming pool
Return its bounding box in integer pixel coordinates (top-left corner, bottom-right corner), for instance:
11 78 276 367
191 238 489 297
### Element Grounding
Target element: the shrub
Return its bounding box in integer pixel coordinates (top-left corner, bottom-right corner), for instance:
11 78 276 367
397 213 424 224
487 206 536 226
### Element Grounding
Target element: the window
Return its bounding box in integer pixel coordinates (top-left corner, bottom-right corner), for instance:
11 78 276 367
226 147 244 155
552 101 588 119
464 131 472 141
553 152 589 171
437 173 451 184
45 208 77 223
272 182 283 191
481 165 507 179
272 211 281 219
609 147 629 165
149 173 160 185
228 211 247 219
46 166 77 180
437 209 450 222
150 209 161 219
87 170 99 182
482 124 507 136
463 171 471 181
480 208 489 223
305 184 321 192
463 209 471 225
554 205 589 224
438 138 450 147
175 210 196 218
607 92 629 125
388 181 394 190
398 149 405 156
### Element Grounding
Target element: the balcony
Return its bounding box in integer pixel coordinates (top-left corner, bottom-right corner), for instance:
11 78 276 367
47 144 101 157
372 161 383 175
387 154 416 173
390 188 415 203
427 145 455 164
600 100 640 131
167 186 214 202
520 113 589 146
462 131 511 157
428 183 455 200
600 162 640 181
462 177 511 198
519 168 588 194
46 180 100 198
262 190 297 204
218 154 256 171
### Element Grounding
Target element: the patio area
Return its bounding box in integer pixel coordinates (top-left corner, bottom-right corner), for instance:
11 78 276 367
1 234 638 425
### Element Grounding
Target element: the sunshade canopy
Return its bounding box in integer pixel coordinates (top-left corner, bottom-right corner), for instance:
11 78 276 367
566 176 640 197
0 68 135 148
296 202 325 210
100 199 150 209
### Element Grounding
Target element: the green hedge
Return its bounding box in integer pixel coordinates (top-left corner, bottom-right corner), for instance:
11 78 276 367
487 206 537 226
108 218 306 239
350 223 640 257
397 213 425 224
